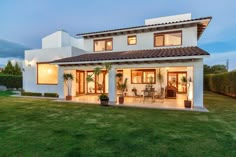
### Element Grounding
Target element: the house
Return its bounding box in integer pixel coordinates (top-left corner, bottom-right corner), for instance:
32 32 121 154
23 13 212 109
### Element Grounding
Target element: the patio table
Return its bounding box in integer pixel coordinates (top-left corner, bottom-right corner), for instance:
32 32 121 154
141 90 157 103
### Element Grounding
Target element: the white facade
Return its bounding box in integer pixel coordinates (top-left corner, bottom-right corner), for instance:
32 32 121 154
23 14 211 109
83 27 197 52
23 31 88 94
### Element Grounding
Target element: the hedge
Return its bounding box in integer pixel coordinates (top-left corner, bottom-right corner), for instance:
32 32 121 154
44 93 59 98
204 72 236 98
0 75 22 89
21 92 42 97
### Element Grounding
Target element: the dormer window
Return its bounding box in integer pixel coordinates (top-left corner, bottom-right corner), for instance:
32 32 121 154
94 38 113 52
154 31 182 47
127 35 137 45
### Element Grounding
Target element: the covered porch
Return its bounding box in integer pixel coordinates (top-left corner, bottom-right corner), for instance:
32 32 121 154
52 47 207 110
56 60 204 110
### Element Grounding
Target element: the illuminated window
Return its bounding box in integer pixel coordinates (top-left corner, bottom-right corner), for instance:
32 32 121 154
128 35 137 45
154 31 182 47
94 38 113 52
131 69 156 84
37 63 58 84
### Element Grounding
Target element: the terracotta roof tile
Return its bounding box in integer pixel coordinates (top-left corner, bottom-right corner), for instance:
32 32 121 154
52 46 209 64
76 17 212 36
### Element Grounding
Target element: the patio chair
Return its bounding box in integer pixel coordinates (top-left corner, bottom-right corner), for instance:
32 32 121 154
132 89 142 103
143 88 155 103
154 87 165 103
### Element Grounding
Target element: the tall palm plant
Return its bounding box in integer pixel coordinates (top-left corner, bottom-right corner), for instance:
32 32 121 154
86 63 111 94
157 69 164 88
63 73 74 100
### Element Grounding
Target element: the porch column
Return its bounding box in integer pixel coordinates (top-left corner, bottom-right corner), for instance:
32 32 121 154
58 66 64 99
193 59 204 108
108 67 116 105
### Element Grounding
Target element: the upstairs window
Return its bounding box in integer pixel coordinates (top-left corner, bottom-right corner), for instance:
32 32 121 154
127 35 137 45
154 31 182 47
94 38 113 52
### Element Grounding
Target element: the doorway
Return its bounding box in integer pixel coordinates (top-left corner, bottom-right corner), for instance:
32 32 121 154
76 70 85 95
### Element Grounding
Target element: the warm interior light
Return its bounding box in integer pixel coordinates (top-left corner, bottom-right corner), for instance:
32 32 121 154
107 42 111 46
47 69 52 74
38 63 58 84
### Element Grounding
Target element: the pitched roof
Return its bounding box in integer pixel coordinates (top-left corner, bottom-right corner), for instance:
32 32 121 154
76 16 212 38
52 46 209 64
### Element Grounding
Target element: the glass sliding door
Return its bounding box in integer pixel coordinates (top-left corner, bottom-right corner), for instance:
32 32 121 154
87 71 95 94
167 72 187 93
87 71 108 94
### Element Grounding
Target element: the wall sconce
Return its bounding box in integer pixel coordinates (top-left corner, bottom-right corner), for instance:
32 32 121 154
25 60 33 67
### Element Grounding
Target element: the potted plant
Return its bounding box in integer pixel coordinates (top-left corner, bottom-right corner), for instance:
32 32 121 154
86 63 112 105
181 76 192 108
63 73 74 100
117 78 128 104
99 93 109 105
157 69 164 98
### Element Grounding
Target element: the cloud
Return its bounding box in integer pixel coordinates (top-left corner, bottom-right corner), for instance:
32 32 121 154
0 39 30 59
204 51 236 71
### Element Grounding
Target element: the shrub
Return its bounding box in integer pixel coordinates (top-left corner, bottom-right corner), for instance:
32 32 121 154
0 75 22 89
21 91 42 97
44 93 59 98
99 94 109 100
204 71 236 98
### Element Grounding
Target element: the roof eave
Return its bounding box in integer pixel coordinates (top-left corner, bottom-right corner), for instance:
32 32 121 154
76 17 212 37
51 55 209 66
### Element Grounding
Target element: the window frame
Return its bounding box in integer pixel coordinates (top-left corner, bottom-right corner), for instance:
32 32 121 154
127 35 137 45
131 69 156 84
93 38 113 52
154 31 182 47
37 62 58 85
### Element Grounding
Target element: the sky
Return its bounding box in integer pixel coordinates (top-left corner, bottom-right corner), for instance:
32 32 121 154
0 0 236 70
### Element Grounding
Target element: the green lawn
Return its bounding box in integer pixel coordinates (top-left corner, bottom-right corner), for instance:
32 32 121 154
0 92 235 157
0 90 15 97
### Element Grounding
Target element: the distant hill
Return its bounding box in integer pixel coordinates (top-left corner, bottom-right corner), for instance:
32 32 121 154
0 39 30 58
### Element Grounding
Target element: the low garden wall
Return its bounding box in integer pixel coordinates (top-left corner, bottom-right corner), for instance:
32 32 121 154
0 75 22 89
204 71 236 98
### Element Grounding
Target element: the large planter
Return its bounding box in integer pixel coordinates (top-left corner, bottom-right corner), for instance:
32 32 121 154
119 96 124 104
100 98 109 106
184 100 191 108
66 96 72 100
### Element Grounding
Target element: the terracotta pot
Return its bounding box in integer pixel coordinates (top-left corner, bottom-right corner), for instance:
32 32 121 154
184 100 191 108
119 96 124 104
66 96 72 100
100 98 109 106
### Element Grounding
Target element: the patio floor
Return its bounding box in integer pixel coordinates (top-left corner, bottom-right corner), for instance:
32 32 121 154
70 94 208 112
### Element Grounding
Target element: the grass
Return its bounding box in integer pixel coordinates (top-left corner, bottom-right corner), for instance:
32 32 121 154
0 91 235 157
0 90 15 96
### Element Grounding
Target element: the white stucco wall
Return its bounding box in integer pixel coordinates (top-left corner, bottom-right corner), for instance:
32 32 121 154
145 13 191 25
23 46 87 94
42 31 84 49
83 26 197 52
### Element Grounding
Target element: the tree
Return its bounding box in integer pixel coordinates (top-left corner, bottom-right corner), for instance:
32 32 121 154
204 64 227 75
211 65 227 74
3 61 14 75
14 62 22 75
204 64 212 75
